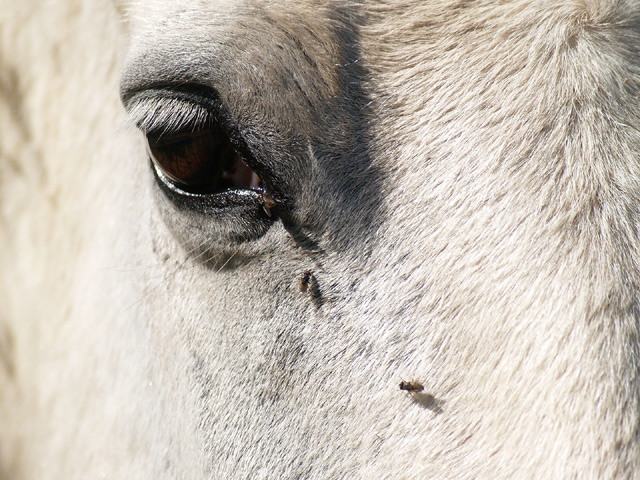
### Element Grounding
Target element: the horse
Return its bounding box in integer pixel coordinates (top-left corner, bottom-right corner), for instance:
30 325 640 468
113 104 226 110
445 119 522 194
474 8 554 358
1 0 640 477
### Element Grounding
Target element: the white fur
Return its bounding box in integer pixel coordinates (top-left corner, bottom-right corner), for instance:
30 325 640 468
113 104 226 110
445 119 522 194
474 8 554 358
2 0 640 478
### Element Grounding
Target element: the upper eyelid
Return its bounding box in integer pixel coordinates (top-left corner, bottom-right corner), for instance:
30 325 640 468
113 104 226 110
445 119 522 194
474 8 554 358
123 92 213 136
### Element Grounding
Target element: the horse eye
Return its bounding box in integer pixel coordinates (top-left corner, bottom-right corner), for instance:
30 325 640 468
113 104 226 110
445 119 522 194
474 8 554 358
146 125 262 195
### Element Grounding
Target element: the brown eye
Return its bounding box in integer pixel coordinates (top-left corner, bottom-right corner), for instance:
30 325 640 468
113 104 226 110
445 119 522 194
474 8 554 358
146 124 262 195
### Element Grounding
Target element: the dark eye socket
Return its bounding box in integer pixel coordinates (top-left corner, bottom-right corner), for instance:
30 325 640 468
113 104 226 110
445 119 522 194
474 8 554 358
146 123 262 195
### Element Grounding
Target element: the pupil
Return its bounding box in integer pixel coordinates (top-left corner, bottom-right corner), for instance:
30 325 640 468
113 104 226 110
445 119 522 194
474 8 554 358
145 119 260 195
147 129 220 193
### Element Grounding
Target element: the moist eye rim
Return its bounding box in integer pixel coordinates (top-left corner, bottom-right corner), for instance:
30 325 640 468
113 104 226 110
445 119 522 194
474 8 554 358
151 159 263 200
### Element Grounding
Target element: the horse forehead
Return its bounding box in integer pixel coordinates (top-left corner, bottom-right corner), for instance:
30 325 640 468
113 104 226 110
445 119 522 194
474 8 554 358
125 1 355 70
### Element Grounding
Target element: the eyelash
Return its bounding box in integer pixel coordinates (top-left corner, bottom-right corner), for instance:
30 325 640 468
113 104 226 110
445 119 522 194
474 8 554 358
125 89 217 138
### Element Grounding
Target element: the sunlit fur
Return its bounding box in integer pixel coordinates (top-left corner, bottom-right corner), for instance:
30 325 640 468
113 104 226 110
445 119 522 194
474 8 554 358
2 0 640 478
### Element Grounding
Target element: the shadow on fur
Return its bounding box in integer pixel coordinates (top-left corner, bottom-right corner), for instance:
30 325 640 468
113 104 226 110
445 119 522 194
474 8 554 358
411 393 445 414
281 219 324 253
